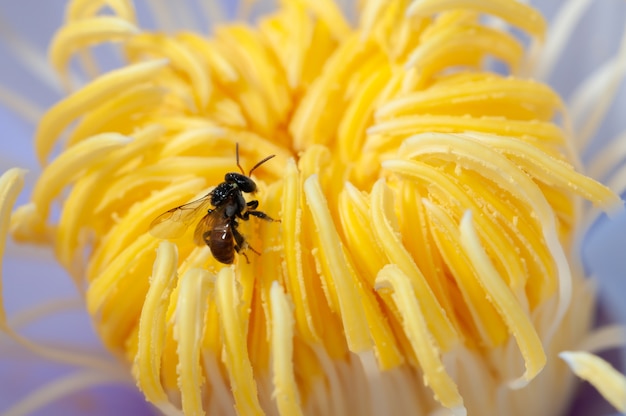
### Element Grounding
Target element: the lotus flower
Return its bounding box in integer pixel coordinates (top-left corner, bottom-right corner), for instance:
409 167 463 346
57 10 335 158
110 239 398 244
1 0 625 415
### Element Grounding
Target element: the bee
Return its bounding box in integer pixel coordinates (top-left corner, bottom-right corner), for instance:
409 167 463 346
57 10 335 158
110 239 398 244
149 144 279 264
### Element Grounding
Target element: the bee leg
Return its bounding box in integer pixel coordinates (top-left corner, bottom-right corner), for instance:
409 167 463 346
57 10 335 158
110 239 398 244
247 245 262 256
232 226 245 252
243 210 280 222
239 251 251 264
246 200 259 210
231 226 256 263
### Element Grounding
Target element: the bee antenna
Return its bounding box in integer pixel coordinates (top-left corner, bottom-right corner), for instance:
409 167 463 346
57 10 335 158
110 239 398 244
249 154 276 177
235 143 245 175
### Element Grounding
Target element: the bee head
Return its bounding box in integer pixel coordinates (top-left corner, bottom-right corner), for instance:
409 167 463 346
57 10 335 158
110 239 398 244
225 172 257 193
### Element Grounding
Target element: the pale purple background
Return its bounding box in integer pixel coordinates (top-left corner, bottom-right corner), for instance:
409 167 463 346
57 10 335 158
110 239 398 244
1 1 625 415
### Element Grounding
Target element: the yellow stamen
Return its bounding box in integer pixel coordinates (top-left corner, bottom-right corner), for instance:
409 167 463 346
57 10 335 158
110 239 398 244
175 267 213 415
66 0 136 22
50 17 140 85
370 179 458 350
5 0 625 414
1 169 28 331
270 281 304 416
376 264 465 415
215 266 263 415
459 211 545 387
408 0 547 40
35 59 168 165
304 174 371 352
560 351 626 413
133 241 179 413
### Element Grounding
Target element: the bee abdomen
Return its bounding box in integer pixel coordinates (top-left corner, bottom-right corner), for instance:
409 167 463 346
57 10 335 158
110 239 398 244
207 225 235 264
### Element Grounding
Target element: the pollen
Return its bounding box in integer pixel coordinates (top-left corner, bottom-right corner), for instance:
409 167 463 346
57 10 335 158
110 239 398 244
5 0 625 415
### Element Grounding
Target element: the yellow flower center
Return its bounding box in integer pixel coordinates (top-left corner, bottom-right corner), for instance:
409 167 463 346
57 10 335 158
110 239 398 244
4 0 625 415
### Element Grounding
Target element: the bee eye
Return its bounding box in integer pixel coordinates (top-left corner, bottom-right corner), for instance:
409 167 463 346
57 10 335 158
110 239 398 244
225 173 238 183
238 177 256 193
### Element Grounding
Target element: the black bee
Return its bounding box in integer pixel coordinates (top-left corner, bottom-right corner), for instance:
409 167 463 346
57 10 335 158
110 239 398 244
150 144 279 264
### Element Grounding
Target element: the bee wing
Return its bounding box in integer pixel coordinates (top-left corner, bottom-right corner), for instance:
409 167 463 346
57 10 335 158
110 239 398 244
193 206 228 246
150 193 214 239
